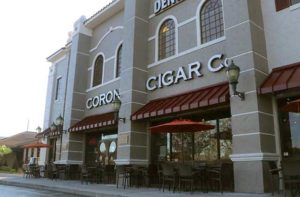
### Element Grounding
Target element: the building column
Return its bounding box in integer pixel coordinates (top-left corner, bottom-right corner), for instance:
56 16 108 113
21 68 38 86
224 0 279 193
62 16 91 165
115 0 150 166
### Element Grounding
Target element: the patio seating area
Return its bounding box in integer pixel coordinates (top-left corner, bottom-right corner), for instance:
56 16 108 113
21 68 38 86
20 158 300 196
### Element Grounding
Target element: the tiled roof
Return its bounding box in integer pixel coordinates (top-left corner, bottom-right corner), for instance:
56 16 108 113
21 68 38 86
0 131 37 148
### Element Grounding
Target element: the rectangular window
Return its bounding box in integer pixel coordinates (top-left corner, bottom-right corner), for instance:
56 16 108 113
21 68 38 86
55 77 62 100
291 0 300 5
278 97 300 158
275 0 290 11
275 0 300 11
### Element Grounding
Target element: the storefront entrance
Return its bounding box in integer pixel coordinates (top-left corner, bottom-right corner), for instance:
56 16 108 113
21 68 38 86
85 132 117 165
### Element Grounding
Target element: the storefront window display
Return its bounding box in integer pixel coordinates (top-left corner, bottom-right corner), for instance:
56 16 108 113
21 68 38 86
85 133 117 165
152 117 232 163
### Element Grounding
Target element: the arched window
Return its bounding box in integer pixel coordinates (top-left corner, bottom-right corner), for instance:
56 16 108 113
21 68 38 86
200 0 224 44
116 44 123 78
93 55 104 87
159 19 176 60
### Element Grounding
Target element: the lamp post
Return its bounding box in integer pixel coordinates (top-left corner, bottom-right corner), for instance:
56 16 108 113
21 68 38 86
36 126 42 133
49 115 66 137
56 115 64 127
226 60 245 100
50 122 57 137
112 97 126 123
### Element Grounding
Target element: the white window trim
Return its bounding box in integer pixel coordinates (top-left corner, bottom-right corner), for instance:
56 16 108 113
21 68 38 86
90 26 124 52
91 52 105 88
148 36 225 69
114 41 123 79
155 15 179 62
86 77 120 92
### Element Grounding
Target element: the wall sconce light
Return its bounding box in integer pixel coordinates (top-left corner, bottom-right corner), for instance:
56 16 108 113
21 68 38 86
112 97 126 123
36 126 42 133
226 60 245 101
50 115 67 136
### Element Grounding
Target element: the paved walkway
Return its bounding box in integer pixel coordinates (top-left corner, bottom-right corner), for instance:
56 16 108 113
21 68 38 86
0 173 276 197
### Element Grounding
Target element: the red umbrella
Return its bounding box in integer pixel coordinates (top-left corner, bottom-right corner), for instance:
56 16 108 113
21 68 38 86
23 142 51 148
150 119 215 133
281 99 300 113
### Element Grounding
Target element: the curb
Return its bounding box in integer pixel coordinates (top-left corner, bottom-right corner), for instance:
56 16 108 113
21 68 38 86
0 179 122 197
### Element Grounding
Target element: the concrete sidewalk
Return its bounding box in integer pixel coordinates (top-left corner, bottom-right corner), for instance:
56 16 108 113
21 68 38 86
0 173 275 197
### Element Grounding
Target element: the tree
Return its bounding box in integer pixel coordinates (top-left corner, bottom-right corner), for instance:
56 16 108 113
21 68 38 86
0 145 12 156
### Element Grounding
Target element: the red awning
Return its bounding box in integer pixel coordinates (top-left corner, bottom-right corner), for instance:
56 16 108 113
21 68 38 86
69 112 116 132
131 82 229 120
258 62 300 94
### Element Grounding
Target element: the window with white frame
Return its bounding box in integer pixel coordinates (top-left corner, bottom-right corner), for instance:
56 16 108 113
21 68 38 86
116 44 123 78
200 0 224 44
93 55 104 87
55 77 62 100
159 19 176 60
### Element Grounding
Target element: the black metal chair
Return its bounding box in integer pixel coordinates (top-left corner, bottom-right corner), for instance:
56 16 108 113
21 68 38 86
177 163 196 193
281 160 300 197
207 163 223 194
269 161 282 196
48 163 58 180
23 164 33 178
161 163 177 192
157 162 163 189
80 165 92 184
116 165 130 189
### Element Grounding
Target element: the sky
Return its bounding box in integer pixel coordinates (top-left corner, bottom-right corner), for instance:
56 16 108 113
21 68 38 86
0 0 112 137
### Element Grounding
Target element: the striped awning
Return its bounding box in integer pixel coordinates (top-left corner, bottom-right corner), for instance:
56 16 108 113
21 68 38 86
68 112 116 132
131 82 229 121
259 62 300 94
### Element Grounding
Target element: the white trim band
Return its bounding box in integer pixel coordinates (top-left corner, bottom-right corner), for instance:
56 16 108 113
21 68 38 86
230 153 280 162
232 111 274 117
115 159 149 165
233 132 275 137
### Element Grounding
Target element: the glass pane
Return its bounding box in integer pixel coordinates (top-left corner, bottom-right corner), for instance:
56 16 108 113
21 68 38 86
200 0 224 44
278 97 300 157
100 142 106 153
109 141 117 153
159 19 175 60
93 55 103 87
289 113 300 155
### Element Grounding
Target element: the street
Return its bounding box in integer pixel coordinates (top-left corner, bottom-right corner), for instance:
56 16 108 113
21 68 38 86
0 185 83 197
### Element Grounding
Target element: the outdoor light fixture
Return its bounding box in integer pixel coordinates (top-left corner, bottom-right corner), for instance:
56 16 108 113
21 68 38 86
50 122 57 132
55 115 68 134
56 115 64 127
226 60 245 101
36 126 42 133
49 115 67 136
112 97 126 123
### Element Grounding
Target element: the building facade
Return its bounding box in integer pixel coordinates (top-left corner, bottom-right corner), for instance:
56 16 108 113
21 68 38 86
42 0 300 193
